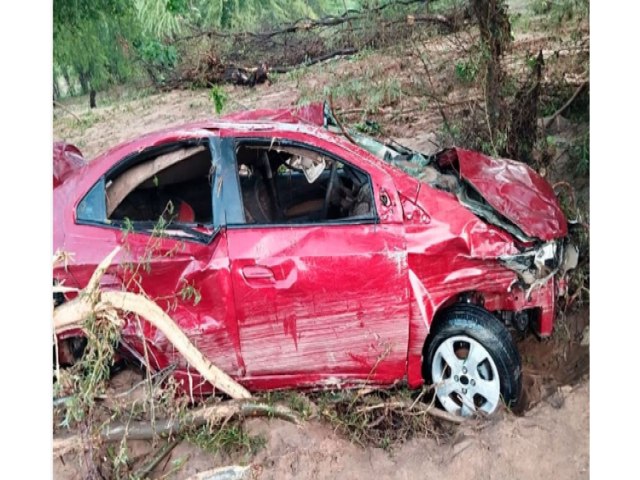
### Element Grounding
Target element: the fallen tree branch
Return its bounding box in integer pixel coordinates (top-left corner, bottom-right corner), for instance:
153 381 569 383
53 246 251 400
133 438 180 479
355 399 465 424
176 0 427 42
270 48 359 73
53 400 299 454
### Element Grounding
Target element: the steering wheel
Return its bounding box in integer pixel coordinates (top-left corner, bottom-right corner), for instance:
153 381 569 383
321 160 338 220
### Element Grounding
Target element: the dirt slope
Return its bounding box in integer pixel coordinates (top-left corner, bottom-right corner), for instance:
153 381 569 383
243 382 589 480
53 379 588 479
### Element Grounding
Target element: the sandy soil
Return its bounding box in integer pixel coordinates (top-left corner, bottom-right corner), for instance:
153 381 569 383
53 374 589 480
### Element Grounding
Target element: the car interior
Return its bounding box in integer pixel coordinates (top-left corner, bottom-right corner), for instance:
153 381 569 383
235 143 375 224
106 144 214 225
101 140 376 228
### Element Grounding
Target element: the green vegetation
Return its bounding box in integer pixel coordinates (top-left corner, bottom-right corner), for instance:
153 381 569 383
186 423 266 457
53 0 371 105
209 85 228 114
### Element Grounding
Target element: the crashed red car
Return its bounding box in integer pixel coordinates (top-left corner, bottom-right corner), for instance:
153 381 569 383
53 102 577 417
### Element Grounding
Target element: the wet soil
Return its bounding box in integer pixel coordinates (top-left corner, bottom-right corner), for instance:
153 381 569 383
517 307 589 412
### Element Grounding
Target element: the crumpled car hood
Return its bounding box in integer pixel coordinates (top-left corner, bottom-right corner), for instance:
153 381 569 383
437 148 567 241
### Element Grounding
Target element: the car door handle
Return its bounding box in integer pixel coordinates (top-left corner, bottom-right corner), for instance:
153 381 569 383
242 265 275 280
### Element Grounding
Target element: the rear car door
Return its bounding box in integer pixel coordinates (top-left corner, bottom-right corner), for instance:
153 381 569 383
60 136 243 395
220 132 410 388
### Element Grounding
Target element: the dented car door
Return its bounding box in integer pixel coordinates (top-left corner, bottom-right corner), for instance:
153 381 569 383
57 136 244 394
220 132 410 388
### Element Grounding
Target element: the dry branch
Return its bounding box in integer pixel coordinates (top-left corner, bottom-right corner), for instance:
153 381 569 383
176 0 433 42
53 246 251 400
355 399 465 424
53 400 299 454
543 81 588 130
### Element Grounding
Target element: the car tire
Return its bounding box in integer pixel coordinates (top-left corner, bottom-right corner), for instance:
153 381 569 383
423 304 522 417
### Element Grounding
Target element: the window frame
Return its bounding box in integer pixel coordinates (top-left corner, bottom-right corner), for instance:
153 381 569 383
226 137 380 229
75 137 221 244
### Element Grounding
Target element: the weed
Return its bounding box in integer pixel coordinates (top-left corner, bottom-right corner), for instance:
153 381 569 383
309 387 451 449
179 280 202 306
570 131 589 176
531 0 589 25
186 423 265 457
209 85 228 114
454 60 478 83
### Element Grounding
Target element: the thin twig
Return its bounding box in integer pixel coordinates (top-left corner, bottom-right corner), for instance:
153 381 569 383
133 438 180 479
329 94 358 145
543 81 588 129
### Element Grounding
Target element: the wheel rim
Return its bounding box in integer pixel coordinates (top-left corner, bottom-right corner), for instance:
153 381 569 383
430 335 501 417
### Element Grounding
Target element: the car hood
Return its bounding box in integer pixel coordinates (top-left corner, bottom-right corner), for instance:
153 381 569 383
435 148 567 241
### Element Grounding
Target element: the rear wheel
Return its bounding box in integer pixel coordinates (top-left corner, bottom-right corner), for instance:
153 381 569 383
423 304 522 417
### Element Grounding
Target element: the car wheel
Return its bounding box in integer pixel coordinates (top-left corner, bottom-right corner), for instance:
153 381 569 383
423 304 522 417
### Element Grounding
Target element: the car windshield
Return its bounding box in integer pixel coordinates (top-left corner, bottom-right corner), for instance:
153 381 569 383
322 102 434 177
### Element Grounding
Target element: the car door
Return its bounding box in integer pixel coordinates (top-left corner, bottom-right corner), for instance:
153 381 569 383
221 132 410 388
63 135 244 394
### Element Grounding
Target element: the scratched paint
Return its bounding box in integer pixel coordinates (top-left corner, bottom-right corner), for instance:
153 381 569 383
53 102 570 395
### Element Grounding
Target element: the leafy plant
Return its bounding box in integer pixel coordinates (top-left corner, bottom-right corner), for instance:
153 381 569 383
209 85 228 114
186 423 265 457
454 60 478 83
179 280 202 306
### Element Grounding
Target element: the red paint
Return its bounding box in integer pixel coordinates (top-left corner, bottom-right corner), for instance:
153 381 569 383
53 103 569 394
437 148 568 240
53 142 86 188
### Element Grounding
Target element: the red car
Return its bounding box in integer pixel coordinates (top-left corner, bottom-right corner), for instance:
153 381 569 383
53 102 577 417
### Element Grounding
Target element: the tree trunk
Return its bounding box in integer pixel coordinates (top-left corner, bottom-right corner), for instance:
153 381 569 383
471 0 512 151
89 89 97 108
78 71 90 95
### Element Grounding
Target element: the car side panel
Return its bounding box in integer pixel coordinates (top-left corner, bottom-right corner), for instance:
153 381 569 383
402 185 555 387
227 223 409 386
221 129 410 387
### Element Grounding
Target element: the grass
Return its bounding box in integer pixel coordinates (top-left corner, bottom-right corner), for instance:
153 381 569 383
530 0 589 25
186 423 266 458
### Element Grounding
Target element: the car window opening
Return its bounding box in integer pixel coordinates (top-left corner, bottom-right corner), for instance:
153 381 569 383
235 143 374 225
106 145 213 226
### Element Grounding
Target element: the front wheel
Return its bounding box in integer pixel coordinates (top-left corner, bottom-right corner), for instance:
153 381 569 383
423 304 522 417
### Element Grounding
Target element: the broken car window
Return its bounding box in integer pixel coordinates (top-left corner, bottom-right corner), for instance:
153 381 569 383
234 143 375 225
106 144 214 227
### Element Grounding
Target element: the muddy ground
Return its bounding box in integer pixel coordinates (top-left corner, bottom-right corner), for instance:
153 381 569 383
53 10 589 478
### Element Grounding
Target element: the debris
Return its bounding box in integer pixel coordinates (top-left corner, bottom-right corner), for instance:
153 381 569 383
354 399 466 424
53 400 299 454
133 438 180 479
185 465 251 480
